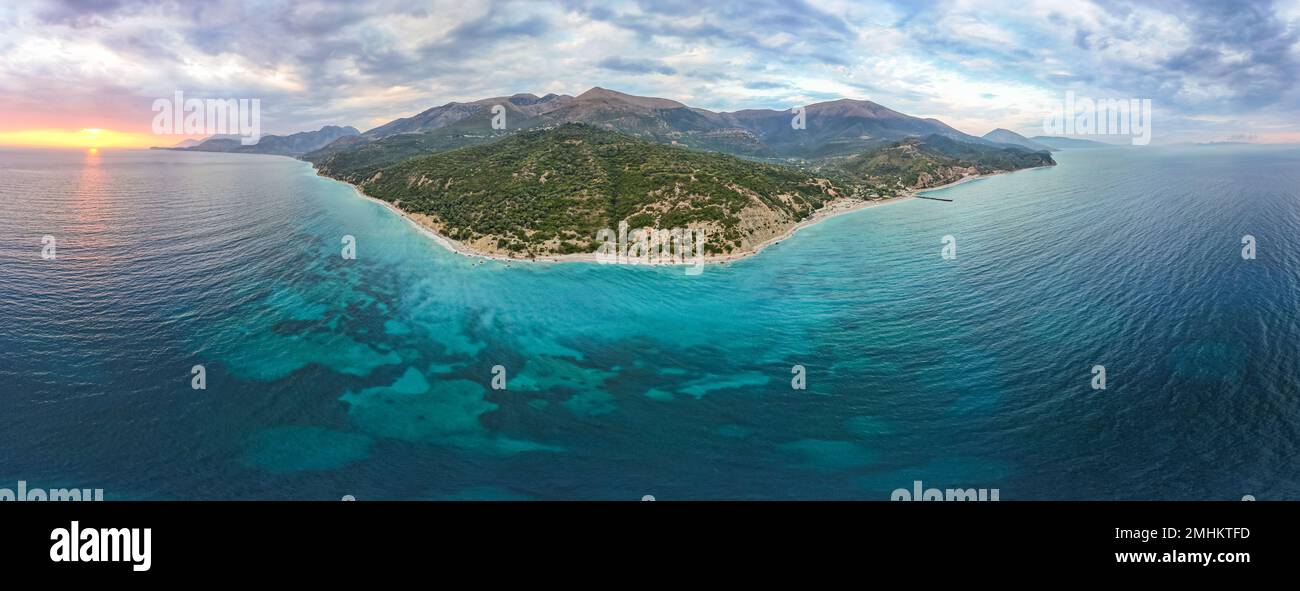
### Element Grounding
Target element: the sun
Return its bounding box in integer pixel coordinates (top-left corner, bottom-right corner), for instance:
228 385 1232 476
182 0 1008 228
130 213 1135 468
0 127 163 149
81 128 103 148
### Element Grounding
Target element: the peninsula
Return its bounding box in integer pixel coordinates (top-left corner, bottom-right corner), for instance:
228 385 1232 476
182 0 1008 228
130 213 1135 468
300 88 1055 262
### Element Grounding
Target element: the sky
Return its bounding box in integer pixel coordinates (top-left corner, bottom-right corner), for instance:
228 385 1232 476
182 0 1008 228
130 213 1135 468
1 0 1298 148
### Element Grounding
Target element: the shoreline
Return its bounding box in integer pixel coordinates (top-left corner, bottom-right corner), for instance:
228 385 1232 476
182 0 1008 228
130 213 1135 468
317 165 1018 266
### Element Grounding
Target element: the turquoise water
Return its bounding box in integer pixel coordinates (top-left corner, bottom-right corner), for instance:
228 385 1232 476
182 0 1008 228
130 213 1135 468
1 145 1297 499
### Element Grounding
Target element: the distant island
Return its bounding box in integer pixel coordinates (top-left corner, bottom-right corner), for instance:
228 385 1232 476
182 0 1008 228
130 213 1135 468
983 128 1055 152
154 125 360 156
159 88 1061 262
1029 135 1115 149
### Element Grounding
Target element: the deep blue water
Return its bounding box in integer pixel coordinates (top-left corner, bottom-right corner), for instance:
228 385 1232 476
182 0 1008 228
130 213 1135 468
1 145 1297 500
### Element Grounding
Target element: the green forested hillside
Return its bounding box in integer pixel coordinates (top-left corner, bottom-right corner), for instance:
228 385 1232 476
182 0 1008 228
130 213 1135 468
828 134 1055 188
306 116 517 181
312 122 1054 259
353 124 857 255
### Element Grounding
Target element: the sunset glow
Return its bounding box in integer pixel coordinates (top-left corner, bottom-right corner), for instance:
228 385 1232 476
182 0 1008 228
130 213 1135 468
0 127 179 149
0 1 1297 145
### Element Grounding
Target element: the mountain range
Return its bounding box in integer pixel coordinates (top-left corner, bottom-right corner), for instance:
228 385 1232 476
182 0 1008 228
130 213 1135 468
294 87 1057 258
305 87 1052 176
161 125 360 156
308 87 1009 174
982 128 1054 152
1029 135 1114 149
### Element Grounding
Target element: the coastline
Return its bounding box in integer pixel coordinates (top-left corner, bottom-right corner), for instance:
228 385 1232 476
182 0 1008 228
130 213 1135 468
317 165 1016 266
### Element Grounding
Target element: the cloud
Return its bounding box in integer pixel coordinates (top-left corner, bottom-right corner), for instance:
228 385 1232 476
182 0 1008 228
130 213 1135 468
0 0 1296 143
597 56 677 75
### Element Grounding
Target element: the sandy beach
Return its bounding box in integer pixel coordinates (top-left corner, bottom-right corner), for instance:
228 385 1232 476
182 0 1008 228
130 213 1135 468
325 167 1004 266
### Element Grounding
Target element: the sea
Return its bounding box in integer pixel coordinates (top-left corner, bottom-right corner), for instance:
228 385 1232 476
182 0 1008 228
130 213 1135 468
0 144 1297 500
